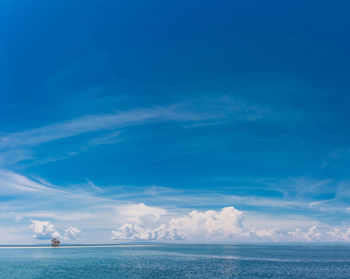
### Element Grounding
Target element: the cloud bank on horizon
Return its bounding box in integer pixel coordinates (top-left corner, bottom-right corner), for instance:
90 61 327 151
1 167 350 243
111 206 350 242
2 169 349 243
1 0 350 243
27 204 350 243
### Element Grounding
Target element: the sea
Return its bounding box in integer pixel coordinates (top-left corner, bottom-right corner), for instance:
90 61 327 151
0 244 349 278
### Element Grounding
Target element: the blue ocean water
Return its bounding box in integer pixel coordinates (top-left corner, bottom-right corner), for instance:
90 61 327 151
0 244 349 278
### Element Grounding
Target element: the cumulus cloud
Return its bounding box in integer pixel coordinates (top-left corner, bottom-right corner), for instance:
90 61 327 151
247 227 282 241
287 225 322 242
29 220 81 241
116 203 167 224
326 228 350 241
167 207 244 240
112 206 244 241
63 226 81 240
286 226 350 242
111 205 350 243
29 220 61 240
27 207 350 243
112 223 182 241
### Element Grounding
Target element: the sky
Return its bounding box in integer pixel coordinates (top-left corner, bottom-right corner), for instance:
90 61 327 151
1 0 350 244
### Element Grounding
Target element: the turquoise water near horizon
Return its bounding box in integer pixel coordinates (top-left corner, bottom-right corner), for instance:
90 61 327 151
0 244 349 278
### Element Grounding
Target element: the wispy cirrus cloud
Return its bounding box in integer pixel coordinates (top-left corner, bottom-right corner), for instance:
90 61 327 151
0 168 346 220
0 96 281 173
3 168 349 243
0 98 272 149
0 98 275 168
0 107 167 148
0 169 63 194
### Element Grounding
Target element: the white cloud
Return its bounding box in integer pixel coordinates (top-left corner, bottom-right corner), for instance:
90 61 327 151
29 221 82 241
112 206 244 242
167 207 244 241
287 225 322 242
111 205 350 243
115 203 167 224
287 226 350 242
111 223 182 241
3 169 350 244
326 228 350 241
247 227 282 241
64 226 81 240
29 220 61 240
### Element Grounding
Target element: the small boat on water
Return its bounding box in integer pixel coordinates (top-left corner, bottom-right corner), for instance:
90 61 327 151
51 238 60 247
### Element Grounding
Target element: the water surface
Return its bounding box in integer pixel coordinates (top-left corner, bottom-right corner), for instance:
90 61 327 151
0 244 349 278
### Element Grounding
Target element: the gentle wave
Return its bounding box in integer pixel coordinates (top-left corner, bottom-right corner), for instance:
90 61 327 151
152 251 350 263
2 245 350 263
0 244 158 249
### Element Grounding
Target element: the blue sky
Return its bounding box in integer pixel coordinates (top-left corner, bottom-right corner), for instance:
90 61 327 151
1 0 350 243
